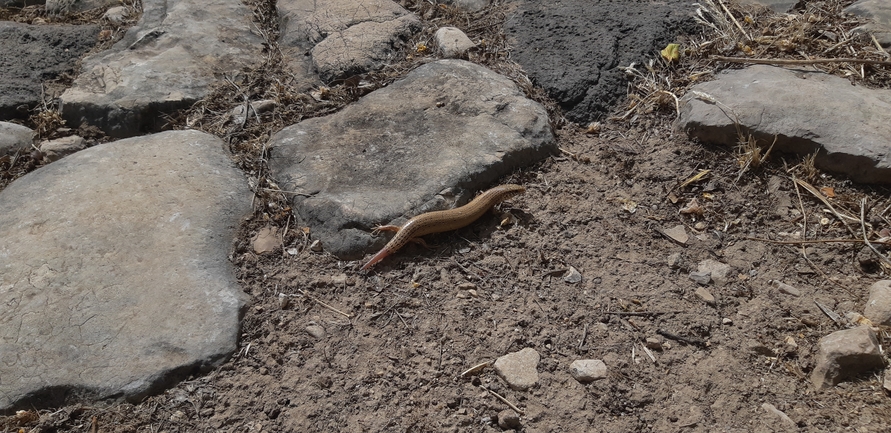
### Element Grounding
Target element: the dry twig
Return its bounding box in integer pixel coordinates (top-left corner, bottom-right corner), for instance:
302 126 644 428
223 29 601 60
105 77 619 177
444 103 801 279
483 386 525 415
298 289 353 318
712 55 891 67
860 198 891 269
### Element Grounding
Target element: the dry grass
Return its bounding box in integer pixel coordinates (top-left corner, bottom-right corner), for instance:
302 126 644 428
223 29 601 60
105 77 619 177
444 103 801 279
620 0 891 120
735 133 775 182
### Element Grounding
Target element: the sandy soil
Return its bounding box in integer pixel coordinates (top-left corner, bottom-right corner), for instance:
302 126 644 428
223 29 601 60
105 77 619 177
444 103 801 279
3 0 891 432
8 120 890 432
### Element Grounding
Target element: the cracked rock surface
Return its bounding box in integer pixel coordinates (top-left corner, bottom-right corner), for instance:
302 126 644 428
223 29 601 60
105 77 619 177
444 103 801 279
0 130 250 411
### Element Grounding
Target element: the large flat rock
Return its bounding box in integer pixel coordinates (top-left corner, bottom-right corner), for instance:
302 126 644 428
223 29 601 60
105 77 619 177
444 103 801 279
677 65 891 183
0 22 99 121
846 0 891 49
0 122 33 155
59 0 263 138
278 0 420 83
504 0 695 123
268 59 554 259
0 130 250 412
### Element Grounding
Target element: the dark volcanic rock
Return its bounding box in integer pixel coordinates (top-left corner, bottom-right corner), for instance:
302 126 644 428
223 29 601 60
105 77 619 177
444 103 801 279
0 22 99 120
504 0 695 123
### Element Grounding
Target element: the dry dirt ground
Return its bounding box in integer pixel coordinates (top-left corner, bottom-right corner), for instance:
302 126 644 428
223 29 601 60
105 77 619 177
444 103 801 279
3 0 891 432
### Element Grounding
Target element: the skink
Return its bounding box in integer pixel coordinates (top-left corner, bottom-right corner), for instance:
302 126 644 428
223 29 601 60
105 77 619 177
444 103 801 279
360 184 526 270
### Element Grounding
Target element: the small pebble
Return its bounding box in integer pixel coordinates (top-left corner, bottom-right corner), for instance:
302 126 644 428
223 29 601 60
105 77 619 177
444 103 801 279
694 221 707 231
310 239 323 252
663 225 688 244
722 317 733 325
689 271 711 285
784 336 798 353
305 324 326 339
772 280 802 297
569 359 608 382
645 337 663 350
497 409 521 429
564 266 582 284
666 252 682 269
694 286 716 306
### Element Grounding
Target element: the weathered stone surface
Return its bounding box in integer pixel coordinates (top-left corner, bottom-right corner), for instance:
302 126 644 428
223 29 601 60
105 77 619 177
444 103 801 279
46 0 119 16
497 409 521 429
440 0 490 13
569 359 607 383
39 135 87 162
493 348 540 391
694 286 716 306
268 59 554 259
0 122 33 155
103 6 132 25
863 280 891 325
278 0 419 84
846 0 891 49
60 0 263 138
698 259 732 286
0 130 250 411
311 15 420 82
810 326 884 389
0 22 99 121
678 65 891 183
435 26 475 58
504 0 695 123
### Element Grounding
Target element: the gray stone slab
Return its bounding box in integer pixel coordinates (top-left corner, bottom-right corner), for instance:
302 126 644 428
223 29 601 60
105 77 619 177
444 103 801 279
278 0 420 83
60 0 263 138
677 65 891 183
0 22 99 121
846 0 891 49
0 130 250 412
504 0 696 123
268 59 554 259
0 122 33 155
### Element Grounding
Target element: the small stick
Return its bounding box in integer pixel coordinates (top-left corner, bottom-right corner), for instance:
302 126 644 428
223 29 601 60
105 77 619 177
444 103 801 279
746 237 891 245
794 178 859 237
711 55 891 66
657 329 706 347
460 361 490 377
299 289 353 318
259 187 314 197
871 34 891 59
860 198 891 268
483 386 525 416
814 300 843 326
791 174 808 241
716 0 750 40
603 311 680 316
579 323 588 350
640 342 657 363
